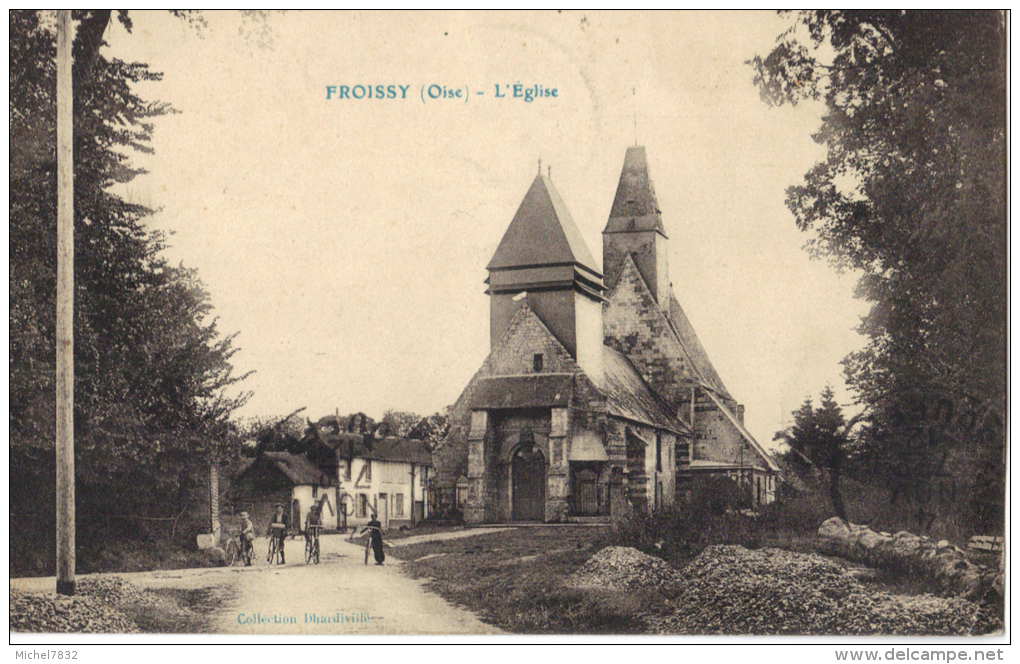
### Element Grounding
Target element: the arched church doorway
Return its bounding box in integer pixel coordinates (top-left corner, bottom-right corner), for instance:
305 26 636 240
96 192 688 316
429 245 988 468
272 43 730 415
512 443 546 521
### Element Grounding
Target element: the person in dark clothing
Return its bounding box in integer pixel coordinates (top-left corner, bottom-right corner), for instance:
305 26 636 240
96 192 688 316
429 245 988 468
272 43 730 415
360 514 385 565
267 503 289 564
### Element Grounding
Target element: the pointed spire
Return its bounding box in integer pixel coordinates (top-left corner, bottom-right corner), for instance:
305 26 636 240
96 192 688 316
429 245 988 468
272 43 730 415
488 174 601 278
603 146 666 236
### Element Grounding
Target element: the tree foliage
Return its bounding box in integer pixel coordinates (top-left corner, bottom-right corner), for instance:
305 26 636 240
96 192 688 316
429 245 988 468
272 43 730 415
752 12 1005 531
775 387 850 520
10 10 251 520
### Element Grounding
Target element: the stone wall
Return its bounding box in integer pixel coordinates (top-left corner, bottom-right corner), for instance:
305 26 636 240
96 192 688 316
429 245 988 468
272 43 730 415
603 256 699 409
436 305 582 516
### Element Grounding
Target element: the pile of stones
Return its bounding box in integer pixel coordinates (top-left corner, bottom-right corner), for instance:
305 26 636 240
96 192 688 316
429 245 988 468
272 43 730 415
568 546 684 594
649 545 984 636
10 588 139 634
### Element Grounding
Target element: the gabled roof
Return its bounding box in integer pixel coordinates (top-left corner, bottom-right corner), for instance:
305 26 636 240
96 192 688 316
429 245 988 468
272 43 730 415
473 373 573 409
603 146 666 236
666 291 732 399
488 174 601 278
261 452 332 486
703 390 781 473
317 432 433 466
602 346 691 436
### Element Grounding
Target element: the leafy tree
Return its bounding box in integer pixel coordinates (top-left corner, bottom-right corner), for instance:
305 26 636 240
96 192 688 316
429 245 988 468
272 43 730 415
752 12 1005 531
380 410 422 438
10 11 250 539
407 410 451 451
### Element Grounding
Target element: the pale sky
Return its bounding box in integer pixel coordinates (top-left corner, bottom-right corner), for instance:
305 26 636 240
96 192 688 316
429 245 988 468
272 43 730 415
104 10 869 447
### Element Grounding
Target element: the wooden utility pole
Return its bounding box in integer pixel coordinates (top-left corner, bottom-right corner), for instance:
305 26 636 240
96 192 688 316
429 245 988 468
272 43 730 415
56 9 76 596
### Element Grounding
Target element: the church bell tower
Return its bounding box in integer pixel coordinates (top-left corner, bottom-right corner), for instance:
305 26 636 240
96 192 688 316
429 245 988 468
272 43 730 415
486 170 605 381
602 146 670 306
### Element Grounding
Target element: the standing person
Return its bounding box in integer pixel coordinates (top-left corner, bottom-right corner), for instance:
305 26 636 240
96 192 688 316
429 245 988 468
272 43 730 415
360 512 385 565
239 511 255 566
267 503 289 564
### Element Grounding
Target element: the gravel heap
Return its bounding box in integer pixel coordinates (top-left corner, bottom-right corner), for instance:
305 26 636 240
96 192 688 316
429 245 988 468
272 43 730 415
569 546 684 593
10 588 139 634
651 545 981 636
77 576 164 609
8 576 186 634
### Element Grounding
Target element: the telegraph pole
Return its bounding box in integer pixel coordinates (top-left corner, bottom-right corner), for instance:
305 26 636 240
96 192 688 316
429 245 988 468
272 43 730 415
55 9 76 596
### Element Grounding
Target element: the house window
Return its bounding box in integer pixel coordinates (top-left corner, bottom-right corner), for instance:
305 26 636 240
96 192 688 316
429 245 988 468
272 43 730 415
312 485 318 498
395 494 404 517
533 353 543 372
364 460 372 481
357 493 368 518
340 459 351 481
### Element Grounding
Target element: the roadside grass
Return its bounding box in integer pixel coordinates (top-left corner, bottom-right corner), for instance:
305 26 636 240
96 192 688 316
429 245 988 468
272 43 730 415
379 522 467 541
392 526 665 633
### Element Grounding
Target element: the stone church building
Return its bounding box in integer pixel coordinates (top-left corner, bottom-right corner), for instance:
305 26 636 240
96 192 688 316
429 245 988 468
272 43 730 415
433 146 779 523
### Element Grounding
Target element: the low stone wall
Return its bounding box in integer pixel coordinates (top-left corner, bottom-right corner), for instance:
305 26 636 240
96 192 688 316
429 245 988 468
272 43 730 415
817 518 1002 601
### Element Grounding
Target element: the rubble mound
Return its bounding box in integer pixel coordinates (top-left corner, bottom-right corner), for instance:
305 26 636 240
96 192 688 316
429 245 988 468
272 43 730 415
650 545 980 636
10 588 139 633
569 546 684 593
78 575 168 610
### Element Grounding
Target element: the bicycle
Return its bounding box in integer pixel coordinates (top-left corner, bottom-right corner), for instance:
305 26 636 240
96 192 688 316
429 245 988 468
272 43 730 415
224 529 254 567
361 524 382 565
267 522 286 564
304 525 323 564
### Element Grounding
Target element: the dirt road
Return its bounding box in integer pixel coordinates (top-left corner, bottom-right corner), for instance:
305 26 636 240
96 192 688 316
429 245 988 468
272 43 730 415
11 534 501 635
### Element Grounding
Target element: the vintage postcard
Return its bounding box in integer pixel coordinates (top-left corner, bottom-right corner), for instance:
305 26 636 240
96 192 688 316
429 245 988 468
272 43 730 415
9 10 1007 648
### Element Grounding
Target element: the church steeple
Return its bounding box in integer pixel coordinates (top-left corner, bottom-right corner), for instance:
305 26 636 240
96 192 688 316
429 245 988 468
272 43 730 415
488 174 602 281
603 146 670 305
487 173 604 380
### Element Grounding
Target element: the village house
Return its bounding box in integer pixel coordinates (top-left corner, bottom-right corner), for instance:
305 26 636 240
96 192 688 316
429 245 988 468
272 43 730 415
433 146 779 523
230 451 339 534
229 416 432 533
302 417 433 531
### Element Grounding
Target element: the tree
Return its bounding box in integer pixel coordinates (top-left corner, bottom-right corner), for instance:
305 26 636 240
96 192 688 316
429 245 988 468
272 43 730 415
10 11 250 537
380 410 422 438
775 387 850 521
752 12 1005 531
407 410 451 451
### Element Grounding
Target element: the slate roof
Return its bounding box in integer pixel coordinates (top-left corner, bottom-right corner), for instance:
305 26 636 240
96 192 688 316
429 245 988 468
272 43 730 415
318 432 433 466
472 374 573 409
261 452 332 486
603 146 667 236
602 346 691 435
704 390 781 472
487 175 602 277
666 292 732 399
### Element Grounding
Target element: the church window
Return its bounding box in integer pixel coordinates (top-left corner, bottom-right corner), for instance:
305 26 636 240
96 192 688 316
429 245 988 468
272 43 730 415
533 353 543 372
655 432 663 472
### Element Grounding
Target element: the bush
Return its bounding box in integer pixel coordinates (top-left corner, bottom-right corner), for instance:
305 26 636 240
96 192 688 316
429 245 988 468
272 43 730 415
608 475 824 567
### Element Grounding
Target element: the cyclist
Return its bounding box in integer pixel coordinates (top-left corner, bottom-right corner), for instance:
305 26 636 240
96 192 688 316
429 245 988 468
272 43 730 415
239 511 255 566
304 503 322 547
267 503 289 564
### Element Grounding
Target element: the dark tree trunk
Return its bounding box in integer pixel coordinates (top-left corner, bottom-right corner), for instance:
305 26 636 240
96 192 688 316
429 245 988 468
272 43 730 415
829 447 848 522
